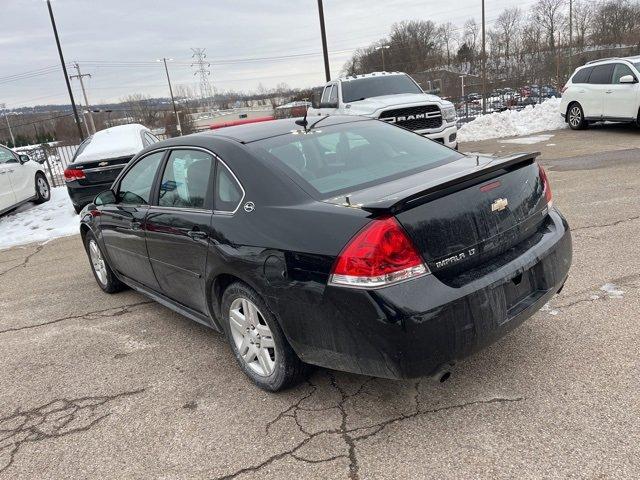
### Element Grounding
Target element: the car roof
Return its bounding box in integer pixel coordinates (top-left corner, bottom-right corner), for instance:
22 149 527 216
191 115 372 144
581 56 639 68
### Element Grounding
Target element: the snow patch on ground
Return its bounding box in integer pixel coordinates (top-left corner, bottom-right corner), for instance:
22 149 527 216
541 303 560 316
0 187 79 250
458 97 567 142
600 283 624 299
501 134 555 145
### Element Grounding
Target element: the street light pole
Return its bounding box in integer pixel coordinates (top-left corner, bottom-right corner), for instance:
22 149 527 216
481 0 487 114
46 0 84 142
317 0 331 81
159 57 182 136
376 44 390 71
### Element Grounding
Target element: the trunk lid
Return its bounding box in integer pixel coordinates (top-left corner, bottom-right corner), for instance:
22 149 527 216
326 153 550 282
68 156 132 186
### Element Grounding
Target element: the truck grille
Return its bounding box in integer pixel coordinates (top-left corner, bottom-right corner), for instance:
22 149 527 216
379 105 442 131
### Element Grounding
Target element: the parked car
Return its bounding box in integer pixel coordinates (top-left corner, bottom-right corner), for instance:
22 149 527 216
560 56 640 130
307 72 458 149
79 116 572 391
0 145 50 215
64 124 159 213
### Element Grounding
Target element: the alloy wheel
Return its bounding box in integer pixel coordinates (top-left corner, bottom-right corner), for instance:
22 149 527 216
37 177 50 200
89 239 108 286
569 106 582 128
228 297 277 376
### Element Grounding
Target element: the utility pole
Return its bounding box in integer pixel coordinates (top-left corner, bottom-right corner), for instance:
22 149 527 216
317 0 331 81
46 0 84 142
70 63 96 134
0 103 15 146
158 57 182 136
481 0 487 114
191 48 214 110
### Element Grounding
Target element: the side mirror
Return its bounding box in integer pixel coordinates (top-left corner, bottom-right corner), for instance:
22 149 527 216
311 87 323 109
320 100 339 109
18 154 30 164
619 74 637 84
94 189 116 206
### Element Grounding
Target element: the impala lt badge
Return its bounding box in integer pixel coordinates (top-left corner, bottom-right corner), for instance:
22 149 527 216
491 198 508 212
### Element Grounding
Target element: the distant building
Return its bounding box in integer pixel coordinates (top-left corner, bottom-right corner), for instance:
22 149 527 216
411 69 481 100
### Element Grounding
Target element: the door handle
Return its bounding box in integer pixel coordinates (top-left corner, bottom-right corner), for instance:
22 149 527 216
130 221 142 230
0 171 5 175
187 230 208 240
605 90 613 94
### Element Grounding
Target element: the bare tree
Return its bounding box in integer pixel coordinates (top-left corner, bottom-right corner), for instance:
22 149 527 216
532 0 567 51
439 22 459 67
496 7 522 62
121 94 160 127
572 0 593 49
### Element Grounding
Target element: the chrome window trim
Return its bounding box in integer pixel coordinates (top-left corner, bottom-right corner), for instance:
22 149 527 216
148 205 213 214
213 160 245 216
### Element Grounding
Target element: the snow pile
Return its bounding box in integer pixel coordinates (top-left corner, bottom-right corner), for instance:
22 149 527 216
75 123 147 163
0 187 79 249
458 98 567 142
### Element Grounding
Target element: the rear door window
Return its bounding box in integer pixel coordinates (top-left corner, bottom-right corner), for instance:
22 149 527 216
117 151 164 205
158 150 214 209
588 64 614 84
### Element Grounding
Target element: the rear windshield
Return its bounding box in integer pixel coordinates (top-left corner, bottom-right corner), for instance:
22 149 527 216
341 75 422 103
249 120 462 198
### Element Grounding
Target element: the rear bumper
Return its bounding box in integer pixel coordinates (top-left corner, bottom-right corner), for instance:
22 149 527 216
277 208 572 379
66 182 111 208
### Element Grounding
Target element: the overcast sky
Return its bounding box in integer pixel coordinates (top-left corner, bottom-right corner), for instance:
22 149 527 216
1 0 533 108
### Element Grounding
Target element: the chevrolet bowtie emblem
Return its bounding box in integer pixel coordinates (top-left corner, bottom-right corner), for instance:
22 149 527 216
491 198 508 212
98 161 109 167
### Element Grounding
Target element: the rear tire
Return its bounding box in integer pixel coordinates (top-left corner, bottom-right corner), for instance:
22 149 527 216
84 231 125 293
567 103 587 130
34 173 50 204
221 282 305 391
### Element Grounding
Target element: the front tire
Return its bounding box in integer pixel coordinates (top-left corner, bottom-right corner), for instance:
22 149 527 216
84 231 125 293
221 282 305 391
34 173 50 204
567 103 587 130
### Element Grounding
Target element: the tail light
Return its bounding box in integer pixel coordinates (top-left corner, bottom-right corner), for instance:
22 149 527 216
560 84 568 94
329 217 429 288
64 168 85 182
538 164 553 207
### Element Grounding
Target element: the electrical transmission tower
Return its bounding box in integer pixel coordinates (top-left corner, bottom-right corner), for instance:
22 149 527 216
191 48 214 108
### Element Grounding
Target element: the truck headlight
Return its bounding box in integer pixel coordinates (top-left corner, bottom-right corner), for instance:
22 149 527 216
442 106 456 123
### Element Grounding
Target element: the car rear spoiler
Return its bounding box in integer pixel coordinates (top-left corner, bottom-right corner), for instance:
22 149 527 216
353 152 540 214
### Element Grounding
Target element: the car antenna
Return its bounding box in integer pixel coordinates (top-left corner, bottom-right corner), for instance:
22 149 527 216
295 106 309 131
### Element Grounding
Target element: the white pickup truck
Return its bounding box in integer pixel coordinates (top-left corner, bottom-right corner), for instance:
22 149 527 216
308 72 458 149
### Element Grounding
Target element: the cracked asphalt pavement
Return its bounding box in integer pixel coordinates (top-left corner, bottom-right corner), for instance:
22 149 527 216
1 126 639 479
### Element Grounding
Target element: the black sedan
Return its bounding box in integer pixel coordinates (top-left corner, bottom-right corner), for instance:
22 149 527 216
80 115 572 391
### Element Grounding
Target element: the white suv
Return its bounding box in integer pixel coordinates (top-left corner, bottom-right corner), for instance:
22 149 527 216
0 145 50 215
560 56 640 130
